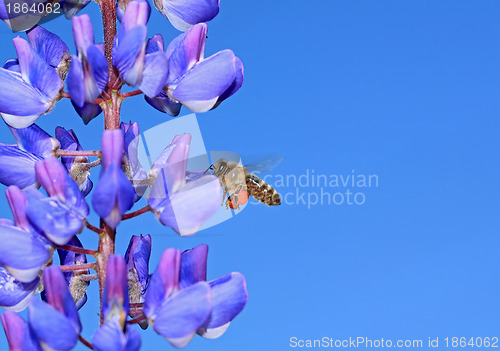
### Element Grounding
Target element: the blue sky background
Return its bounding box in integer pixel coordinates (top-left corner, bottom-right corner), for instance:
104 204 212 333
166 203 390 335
1 0 500 350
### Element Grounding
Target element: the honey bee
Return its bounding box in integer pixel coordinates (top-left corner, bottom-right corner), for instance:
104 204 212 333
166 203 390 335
207 159 281 210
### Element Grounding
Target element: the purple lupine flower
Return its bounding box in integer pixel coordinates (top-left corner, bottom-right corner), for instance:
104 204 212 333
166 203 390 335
181 244 248 338
125 234 151 328
29 266 82 351
67 15 108 113
92 255 142 351
143 248 212 348
146 23 244 115
55 126 93 197
113 0 169 97
0 267 40 311
1 311 42 350
148 133 221 236
92 130 135 229
0 123 60 189
25 157 90 245
0 186 51 283
0 34 64 128
57 236 90 310
153 0 220 31
121 121 148 202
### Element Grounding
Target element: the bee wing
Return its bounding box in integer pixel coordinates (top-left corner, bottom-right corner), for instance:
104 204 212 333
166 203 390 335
244 155 284 174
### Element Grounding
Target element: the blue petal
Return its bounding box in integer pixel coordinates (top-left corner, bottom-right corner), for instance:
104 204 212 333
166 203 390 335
87 44 109 94
120 0 151 30
42 266 82 334
166 23 206 83
25 189 85 246
125 234 152 293
145 90 181 116
152 281 211 348
203 272 248 329
92 163 135 229
171 50 236 112
5 186 31 230
102 255 129 322
161 0 219 31
71 100 103 125
113 25 147 86
3 59 20 72
26 26 70 69
72 15 95 52
0 68 50 118
0 224 49 282
213 56 244 108
9 123 59 158
180 244 207 289
35 157 89 218
93 319 141 351
0 144 41 188
67 55 85 107
146 34 164 54
13 36 62 100
143 248 181 319
1 311 42 350
0 267 39 311
29 299 79 351
139 51 168 97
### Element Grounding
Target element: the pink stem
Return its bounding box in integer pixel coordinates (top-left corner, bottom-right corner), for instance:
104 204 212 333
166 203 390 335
122 205 151 220
60 262 96 272
56 150 101 157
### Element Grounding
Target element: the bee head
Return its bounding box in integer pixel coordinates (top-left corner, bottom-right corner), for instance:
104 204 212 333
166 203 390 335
213 160 227 177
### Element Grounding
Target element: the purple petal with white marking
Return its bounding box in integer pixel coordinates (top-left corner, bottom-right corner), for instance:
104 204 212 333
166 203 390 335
113 25 147 86
25 189 85 245
72 15 95 52
0 267 39 311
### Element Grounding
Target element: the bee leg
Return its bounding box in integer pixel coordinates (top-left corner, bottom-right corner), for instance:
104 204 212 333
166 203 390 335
221 189 228 206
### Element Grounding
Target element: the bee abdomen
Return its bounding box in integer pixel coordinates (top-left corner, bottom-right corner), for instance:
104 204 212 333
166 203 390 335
246 174 281 206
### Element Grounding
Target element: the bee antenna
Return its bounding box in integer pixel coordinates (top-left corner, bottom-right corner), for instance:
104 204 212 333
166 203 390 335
204 164 214 174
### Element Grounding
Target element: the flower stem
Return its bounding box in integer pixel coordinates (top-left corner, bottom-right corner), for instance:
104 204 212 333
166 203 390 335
60 262 97 272
57 245 98 256
56 150 102 157
86 221 104 234
78 335 94 350
120 89 143 98
127 315 147 325
122 205 151 220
